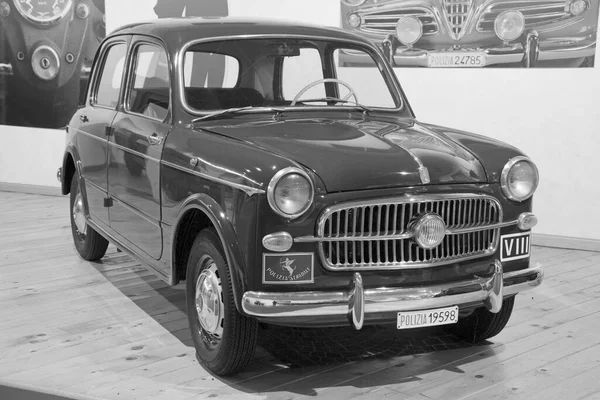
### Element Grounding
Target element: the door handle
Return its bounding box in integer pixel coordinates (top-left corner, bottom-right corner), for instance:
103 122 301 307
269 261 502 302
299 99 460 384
146 134 163 146
79 114 89 123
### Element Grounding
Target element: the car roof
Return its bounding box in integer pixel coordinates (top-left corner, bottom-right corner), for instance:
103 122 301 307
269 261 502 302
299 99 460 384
110 16 372 47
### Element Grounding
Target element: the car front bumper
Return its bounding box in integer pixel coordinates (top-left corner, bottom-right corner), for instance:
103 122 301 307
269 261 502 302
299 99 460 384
242 260 543 329
377 31 596 68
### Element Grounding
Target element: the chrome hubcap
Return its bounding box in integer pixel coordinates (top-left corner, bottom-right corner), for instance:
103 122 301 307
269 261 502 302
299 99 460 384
72 191 87 236
195 261 224 340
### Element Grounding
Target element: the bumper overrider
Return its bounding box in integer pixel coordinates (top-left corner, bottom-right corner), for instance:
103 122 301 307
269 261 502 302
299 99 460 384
242 260 543 330
381 31 596 68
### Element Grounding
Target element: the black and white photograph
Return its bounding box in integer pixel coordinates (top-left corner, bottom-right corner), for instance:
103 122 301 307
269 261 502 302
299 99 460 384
340 0 599 68
0 0 600 399
0 0 106 128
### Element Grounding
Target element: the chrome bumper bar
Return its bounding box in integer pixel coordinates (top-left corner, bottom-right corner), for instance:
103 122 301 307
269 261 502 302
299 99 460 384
381 31 595 68
241 260 543 330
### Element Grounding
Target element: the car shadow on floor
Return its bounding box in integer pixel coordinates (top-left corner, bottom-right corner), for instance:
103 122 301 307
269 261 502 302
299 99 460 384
92 249 492 395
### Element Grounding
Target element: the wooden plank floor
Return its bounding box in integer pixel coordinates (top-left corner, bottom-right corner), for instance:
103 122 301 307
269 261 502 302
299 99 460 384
1 190 600 400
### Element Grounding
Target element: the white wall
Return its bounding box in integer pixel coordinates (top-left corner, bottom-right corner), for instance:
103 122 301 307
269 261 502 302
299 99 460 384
1 0 598 241
0 126 64 188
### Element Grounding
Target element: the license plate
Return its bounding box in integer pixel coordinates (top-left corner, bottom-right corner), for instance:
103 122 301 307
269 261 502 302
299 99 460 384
501 232 531 262
397 306 459 330
427 52 486 68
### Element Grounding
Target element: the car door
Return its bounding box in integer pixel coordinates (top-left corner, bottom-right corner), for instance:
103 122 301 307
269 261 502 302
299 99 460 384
107 36 171 260
75 36 129 227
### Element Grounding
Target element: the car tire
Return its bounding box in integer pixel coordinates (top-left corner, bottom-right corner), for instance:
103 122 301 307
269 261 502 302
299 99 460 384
448 296 515 343
69 177 109 261
186 228 259 376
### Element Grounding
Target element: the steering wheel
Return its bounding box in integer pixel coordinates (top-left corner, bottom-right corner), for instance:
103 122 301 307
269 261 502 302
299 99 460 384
290 78 359 106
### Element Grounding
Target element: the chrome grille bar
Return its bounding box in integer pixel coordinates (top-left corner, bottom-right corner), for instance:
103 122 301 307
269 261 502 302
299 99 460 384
359 7 439 35
477 1 571 32
313 194 502 270
443 0 474 40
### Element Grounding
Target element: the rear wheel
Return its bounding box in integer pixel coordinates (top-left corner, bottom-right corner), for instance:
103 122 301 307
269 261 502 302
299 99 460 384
449 296 515 342
186 228 259 376
69 177 109 261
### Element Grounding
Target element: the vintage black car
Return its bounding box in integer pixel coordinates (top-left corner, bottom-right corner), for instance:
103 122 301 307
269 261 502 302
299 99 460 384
339 0 598 68
57 17 543 376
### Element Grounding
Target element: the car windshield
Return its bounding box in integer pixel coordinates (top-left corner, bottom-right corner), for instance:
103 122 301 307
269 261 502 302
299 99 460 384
181 38 402 114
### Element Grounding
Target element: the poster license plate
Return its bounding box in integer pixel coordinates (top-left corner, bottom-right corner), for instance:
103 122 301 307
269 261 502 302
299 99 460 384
427 52 486 67
397 306 459 330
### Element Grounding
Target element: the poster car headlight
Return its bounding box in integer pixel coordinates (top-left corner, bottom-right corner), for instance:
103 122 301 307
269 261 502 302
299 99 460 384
341 0 367 6
347 13 361 28
396 16 423 46
12 0 73 24
501 157 539 202
494 10 525 42
570 0 588 15
268 167 314 219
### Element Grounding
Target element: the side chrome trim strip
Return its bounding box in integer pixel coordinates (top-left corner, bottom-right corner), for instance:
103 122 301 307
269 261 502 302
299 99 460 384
161 160 265 196
108 141 161 164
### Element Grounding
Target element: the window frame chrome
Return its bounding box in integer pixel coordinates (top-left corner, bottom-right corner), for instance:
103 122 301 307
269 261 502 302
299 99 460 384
122 40 173 124
176 34 408 118
89 38 130 110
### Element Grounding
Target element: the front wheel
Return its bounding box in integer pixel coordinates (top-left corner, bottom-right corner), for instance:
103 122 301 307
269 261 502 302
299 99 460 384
69 177 109 261
186 228 259 376
448 296 515 343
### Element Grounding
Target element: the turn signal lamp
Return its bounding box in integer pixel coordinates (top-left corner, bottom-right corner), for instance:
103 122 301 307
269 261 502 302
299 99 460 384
262 232 293 252
518 213 538 230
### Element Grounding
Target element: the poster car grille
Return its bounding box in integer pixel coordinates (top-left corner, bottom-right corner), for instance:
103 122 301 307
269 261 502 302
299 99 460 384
319 196 501 269
443 0 474 40
361 8 439 35
477 0 571 32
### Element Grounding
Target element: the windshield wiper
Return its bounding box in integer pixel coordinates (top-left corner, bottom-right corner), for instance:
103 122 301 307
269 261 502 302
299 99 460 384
192 106 285 123
192 106 254 122
295 97 372 114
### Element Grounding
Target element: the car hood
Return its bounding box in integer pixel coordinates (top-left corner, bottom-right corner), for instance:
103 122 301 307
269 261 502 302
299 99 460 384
198 116 488 193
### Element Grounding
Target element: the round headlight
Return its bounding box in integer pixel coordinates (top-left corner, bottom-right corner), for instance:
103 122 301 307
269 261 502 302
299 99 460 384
570 0 587 15
396 16 423 46
412 214 446 250
501 157 539 202
347 13 361 28
494 10 525 42
268 167 314 219
341 0 367 6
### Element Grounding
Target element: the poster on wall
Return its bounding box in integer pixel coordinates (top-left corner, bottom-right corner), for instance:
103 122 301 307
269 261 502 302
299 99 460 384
0 0 232 129
0 0 106 128
339 0 599 68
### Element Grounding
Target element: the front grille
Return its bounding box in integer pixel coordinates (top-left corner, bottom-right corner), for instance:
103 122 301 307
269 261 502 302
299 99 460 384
477 1 571 32
360 7 439 36
318 195 502 270
443 0 474 40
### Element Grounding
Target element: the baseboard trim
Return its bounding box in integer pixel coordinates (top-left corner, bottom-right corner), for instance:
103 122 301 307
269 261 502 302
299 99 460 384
532 233 600 252
0 182 62 197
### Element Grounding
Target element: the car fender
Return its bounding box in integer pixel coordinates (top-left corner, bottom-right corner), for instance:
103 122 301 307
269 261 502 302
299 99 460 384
172 193 248 313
